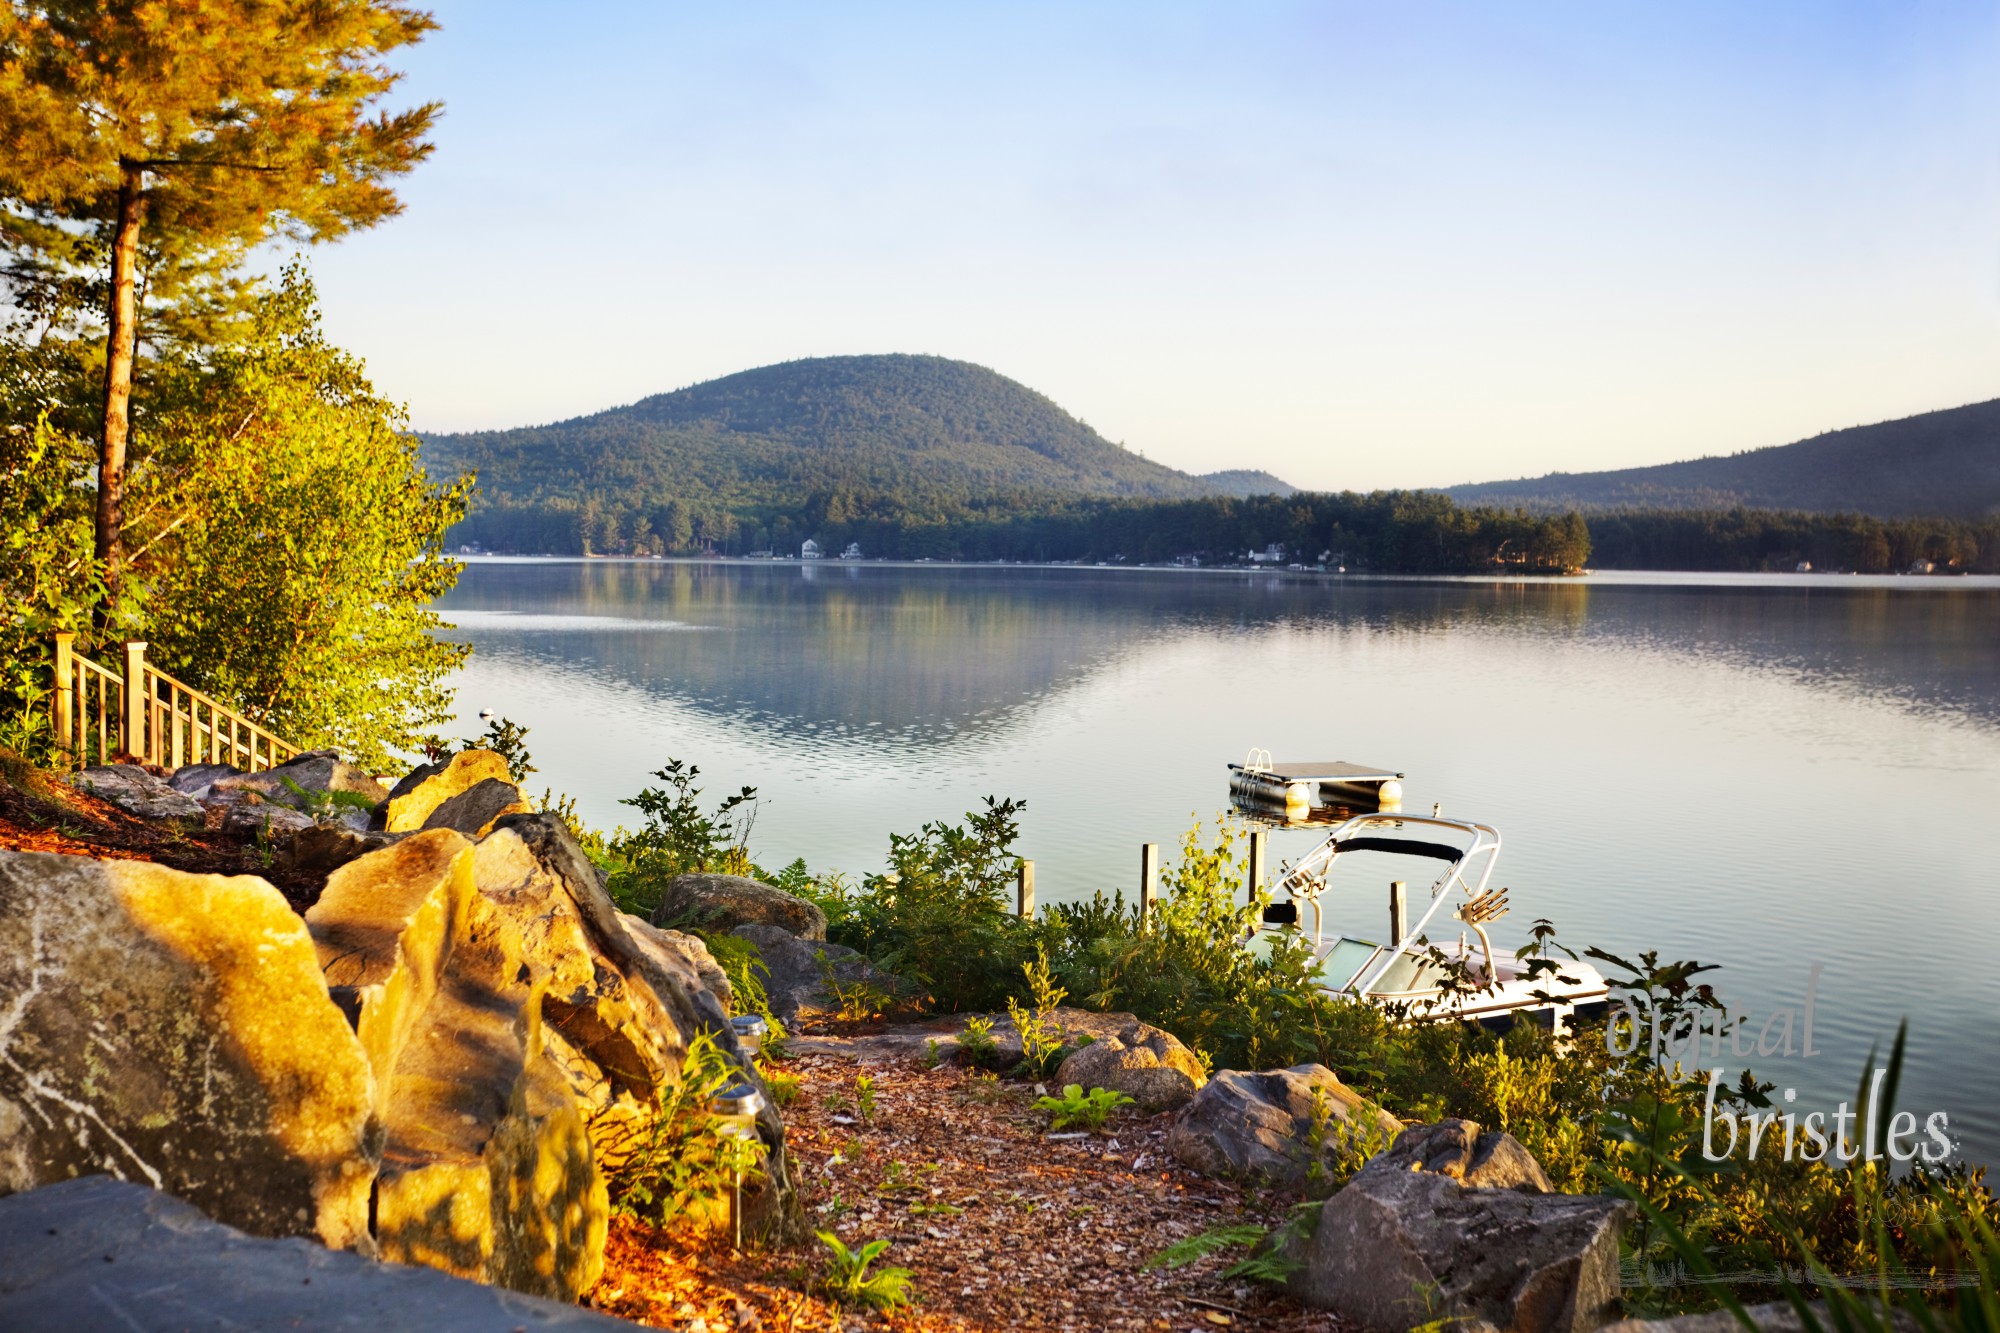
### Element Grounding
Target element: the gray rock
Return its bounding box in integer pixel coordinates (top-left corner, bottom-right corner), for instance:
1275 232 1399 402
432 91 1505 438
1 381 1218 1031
421 775 529 836
1604 1303 1918 1333
1283 1119 1633 1333
220 795 317 841
1055 1021 1208 1112
273 823 407 881
212 750 388 813
1373 1115 1554 1192
731 922 895 1023
67 764 204 822
1167 1064 1402 1192
0 1176 632 1331
165 761 240 800
655 871 827 940
0 851 377 1247
377 750 511 832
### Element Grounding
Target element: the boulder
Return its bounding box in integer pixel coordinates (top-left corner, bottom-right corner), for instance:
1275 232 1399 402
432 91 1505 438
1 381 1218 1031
1167 1064 1402 1192
422 776 531 838
0 1175 633 1331
653 871 827 940
165 761 241 800
729 922 895 1024
212 751 389 815
220 793 318 841
377 750 513 833
1604 1303 1918 1333
67 764 203 822
1055 1021 1208 1112
305 830 608 1299
273 822 407 882
1282 1119 1633 1333
487 813 804 1243
624 914 734 1010
0 851 377 1248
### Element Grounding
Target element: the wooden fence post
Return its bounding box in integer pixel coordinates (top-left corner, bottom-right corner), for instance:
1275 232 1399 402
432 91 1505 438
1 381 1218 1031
1389 880 1408 946
122 641 148 763
1247 828 1267 904
1139 842 1159 929
1016 859 1035 920
51 632 74 765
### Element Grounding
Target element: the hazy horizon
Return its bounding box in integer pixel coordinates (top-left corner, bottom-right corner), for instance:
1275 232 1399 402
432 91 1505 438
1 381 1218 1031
308 1 2000 492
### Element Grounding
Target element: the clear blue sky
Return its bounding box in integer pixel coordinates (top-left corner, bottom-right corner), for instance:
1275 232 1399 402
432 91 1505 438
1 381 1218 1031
308 1 2000 491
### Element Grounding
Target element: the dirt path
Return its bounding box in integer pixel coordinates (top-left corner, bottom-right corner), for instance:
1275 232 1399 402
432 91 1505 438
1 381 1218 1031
591 1038 1347 1332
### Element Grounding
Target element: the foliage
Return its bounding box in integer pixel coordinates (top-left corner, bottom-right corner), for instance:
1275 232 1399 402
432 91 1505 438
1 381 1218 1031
699 931 779 1033
854 1074 877 1124
1145 1224 1269 1271
1006 944 1068 1078
955 1015 1000 1069
603 759 758 918
1035 1084 1133 1132
813 1230 917 1312
832 796 1035 1012
429 715 536 781
0 267 467 769
608 1029 764 1229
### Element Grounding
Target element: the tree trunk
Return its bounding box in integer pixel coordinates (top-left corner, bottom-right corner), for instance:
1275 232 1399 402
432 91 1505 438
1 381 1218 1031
96 165 145 597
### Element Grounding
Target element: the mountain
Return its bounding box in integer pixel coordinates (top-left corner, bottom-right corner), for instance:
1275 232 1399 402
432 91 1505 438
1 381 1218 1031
1445 398 2000 519
1198 469 1296 498
426 354 1229 515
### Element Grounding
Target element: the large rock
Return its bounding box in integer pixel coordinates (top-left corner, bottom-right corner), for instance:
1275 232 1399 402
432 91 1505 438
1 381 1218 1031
220 793 319 841
377 750 513 833
274 822 407 882
488 814 805 1244
67 764 203 822
1167 1064 1402 1192
1055 1021 1208 1113
1283 1119 1632 1333
306 829 608 1299
423 776 530 837
625 914 734 1010
0 1175 633 1331
212 750 389 814
165 761 241 800
1604 1304 1918 1333
653 871 827 940
0 851 377 1248
730 922 893 1024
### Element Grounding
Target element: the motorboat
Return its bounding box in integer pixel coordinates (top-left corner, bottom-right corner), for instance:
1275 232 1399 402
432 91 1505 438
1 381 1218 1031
1254 812 1610 1032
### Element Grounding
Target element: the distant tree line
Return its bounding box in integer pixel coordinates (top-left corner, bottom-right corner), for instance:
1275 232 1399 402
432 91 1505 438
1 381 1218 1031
1585 508 2000 573
449 489 1594 574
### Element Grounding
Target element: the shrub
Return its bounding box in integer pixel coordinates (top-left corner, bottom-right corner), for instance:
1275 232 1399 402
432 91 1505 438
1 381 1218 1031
1035 1083 1133 1132
607 1029 764 1230
814 1231 916 1311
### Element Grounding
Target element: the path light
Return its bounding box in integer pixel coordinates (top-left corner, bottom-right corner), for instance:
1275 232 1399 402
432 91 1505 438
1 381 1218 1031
729 1014 768 1057
708 1081 766 1249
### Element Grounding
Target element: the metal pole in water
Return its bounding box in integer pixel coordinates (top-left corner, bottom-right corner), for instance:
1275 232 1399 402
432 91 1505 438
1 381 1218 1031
1247 829 1266 904
1389 880 1407 946
1017 860 1036 919
1140 843 1158 928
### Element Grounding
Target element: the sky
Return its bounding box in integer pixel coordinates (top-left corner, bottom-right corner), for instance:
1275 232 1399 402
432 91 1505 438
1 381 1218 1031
307 1 2000 492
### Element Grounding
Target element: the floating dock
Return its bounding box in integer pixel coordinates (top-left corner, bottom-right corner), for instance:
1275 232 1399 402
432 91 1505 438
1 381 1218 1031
1228 757 1405 813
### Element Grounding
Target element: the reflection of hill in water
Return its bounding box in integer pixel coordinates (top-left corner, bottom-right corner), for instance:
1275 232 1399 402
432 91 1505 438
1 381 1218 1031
437 562 2000 742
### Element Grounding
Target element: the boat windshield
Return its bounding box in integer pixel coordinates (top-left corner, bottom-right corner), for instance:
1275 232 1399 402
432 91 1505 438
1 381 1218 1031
1249 930 1458 997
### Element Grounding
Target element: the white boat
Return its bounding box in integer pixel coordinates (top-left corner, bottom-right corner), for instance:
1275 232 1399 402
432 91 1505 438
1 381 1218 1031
1255 812 1610 1032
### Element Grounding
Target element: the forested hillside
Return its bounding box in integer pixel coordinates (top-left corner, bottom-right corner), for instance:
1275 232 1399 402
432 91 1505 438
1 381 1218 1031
426 354 1244 554
1448 397 2000 518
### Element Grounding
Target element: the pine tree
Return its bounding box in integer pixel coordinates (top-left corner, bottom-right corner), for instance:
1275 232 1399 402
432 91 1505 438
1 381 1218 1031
0 1 439 595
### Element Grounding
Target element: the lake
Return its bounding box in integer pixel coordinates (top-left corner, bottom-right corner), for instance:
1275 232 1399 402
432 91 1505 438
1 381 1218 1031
435 559 2000 1167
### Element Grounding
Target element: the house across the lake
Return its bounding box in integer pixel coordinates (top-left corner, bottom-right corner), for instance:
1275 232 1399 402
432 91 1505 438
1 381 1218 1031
840 542 863 560
801 539 823 559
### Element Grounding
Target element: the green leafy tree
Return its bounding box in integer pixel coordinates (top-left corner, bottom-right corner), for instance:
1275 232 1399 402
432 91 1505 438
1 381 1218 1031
0 0 439 594
124 266 467 769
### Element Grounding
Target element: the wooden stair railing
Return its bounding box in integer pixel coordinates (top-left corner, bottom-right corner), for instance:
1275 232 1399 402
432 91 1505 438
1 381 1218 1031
51 633 301 773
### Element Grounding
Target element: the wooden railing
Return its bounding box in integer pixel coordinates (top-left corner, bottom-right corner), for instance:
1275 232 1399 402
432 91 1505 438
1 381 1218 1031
51 634 300 773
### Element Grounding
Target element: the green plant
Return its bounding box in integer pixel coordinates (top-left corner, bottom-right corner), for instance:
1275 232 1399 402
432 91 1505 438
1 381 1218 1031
461 715 535 781
1035 1083 1133 1132
1007 943 1068 1078
759 1064 800 1109
1145 1224 1268 1270
814 1231 916 1312
956 1015 1000 1069
608 1029 764 1229
855 1074 877 1123
604 759 758 917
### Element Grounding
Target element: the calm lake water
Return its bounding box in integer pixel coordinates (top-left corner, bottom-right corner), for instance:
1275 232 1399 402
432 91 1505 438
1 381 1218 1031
436 559 2000 1167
